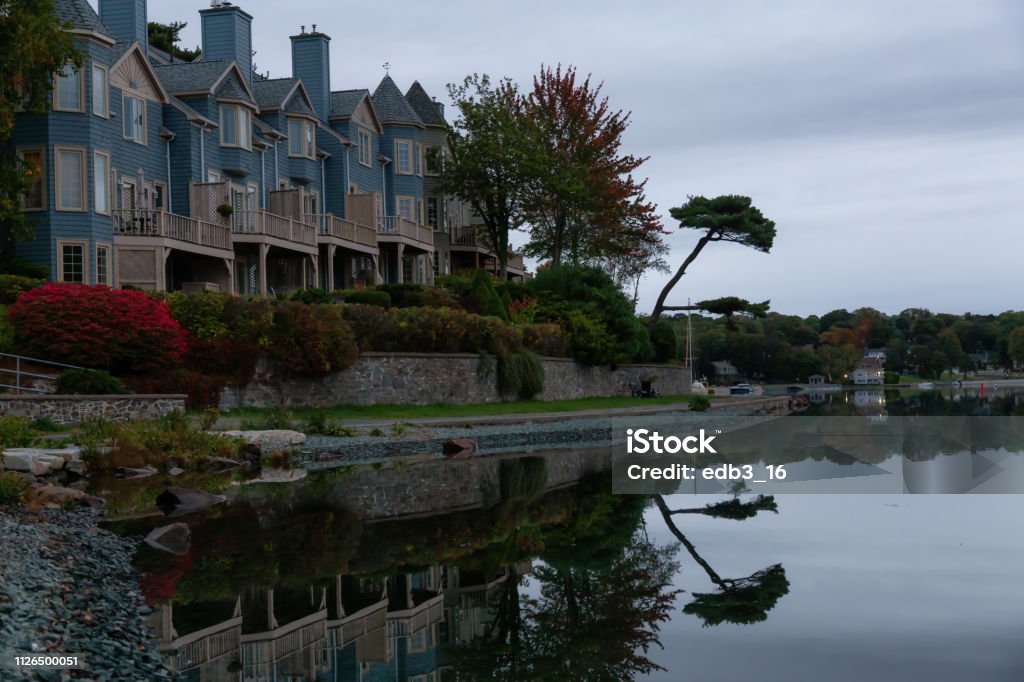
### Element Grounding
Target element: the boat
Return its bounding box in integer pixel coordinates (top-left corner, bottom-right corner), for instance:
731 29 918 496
917 382 935 390
729 383 754 396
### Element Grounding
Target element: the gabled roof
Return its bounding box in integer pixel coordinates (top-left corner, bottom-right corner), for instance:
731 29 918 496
253 78 301 111
371 75 423 127
168 96 217 128
54 0 113 42
405 81 445 126
330 89 383 133
254 117 285 140
109 42 170 104
153 60 255 105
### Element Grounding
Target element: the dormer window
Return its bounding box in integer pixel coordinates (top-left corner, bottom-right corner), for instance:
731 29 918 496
220 105 252 150
288 118 315 159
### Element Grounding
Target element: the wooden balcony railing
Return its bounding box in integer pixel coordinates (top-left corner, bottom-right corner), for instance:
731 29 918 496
112 209 231 250
507 253 525 272
378 216 433 248
316 214 378 249
452 225 480 247
230 211 318 247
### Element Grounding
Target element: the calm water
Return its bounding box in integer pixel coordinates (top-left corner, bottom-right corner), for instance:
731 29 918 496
113 389 1024 681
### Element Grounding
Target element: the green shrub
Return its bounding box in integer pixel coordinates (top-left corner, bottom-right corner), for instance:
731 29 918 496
688 395 712 412
650 319 679 363
884 371 901 385
343 290 391 308
0 471 26 506
499 457 548 501
0 274 46 305
289 288 332 305
125 369 225 410
75 414 240 471
344 304 523 357
302 410 356 437
268 302 358 376
527 265 650 365
241 405 294 430
375 283 425 307
55 368 128 395
521 323 572 357
497 350 545 400
0 306 12 353
468 270 508 320
0 416 39 447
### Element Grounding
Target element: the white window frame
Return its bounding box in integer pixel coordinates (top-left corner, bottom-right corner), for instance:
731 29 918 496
54 146 86 212
153 181 167 211
54 63 83 112
56 239 88 283
414 142 422 176
122 93 147 145
396 195 414 221
16 147 45 212
220 104 252 150
91 64 109 118
394 140 412 174
93 150 110 215
358 128 372 166
95 242 112 286
207 170 221 183
424 145 441 176
287 118 315 159
426 196 439 229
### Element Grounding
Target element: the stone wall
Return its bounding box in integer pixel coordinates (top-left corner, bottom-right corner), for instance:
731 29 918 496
218 353 692 409
0 395 186 425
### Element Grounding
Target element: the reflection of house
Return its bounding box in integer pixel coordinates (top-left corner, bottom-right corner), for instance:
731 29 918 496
711 361 738 381
808 374 825 385
853 389 887 418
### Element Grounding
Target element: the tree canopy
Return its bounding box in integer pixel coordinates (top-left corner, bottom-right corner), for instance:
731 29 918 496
147 21 201 63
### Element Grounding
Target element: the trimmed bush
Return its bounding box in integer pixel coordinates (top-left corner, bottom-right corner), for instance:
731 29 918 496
289 288 332 305
7 284 187 375
468 270 508 320
0 275 45 305
267 302 358 375
55 368 127 395
688 395 712 412
344 289 392 308
374 283 425 307
650 319 679 363
521 323 572 358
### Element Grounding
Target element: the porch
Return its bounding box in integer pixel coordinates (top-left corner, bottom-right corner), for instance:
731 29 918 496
450 226 526 281
112 209 235 293
315 214 380 291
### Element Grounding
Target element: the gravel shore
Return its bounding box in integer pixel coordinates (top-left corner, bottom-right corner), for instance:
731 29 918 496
0 507 171 681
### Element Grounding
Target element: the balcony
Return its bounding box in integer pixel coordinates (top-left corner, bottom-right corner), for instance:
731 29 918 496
449 225 526 279
230 211 319 255
315 214 378 254
377 216 433 251
112 209 233 256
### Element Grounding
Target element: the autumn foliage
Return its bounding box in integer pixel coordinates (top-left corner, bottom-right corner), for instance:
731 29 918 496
7 283 187 374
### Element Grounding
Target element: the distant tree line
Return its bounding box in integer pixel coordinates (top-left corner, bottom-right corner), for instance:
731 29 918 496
671 306 1024 383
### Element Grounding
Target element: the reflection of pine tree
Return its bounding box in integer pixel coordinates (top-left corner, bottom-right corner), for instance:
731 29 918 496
655 495 790 627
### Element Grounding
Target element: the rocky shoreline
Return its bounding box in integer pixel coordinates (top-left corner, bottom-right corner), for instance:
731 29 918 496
0 507 170 681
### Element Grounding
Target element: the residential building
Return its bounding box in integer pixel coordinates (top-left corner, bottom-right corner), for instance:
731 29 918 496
10 0 524 293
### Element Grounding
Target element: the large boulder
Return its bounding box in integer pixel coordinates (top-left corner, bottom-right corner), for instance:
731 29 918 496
219 430 306 453
2 449 69 476
28 485 104 509
442 438 479 459
243 467 308 485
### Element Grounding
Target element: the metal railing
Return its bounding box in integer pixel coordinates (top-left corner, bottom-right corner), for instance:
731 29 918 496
112 209 232 250
316 214 379 248
0 353 83 395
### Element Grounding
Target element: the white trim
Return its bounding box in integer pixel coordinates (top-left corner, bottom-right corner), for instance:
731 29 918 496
94 242 112 286
91 64 109 118
358 128 372 166
93 150 111 215
122 93 147 145
16 147 45 212
394 139 413 174
54 63 84 112
55 239 89 283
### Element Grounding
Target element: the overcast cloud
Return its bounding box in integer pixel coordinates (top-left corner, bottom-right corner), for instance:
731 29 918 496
111 0 1024 317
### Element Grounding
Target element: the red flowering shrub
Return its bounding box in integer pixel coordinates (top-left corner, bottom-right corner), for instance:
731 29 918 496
7 284 187 375
267 301 358 375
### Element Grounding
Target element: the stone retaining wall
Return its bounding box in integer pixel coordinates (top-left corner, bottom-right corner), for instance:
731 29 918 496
0 395 186 425
218 353 692 409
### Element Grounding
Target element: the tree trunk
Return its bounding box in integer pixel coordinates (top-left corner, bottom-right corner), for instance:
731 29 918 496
647 233 714 331
655 495 728 589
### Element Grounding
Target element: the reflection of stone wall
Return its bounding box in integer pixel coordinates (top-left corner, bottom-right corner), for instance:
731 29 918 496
219 353 692 409
0 395 185 425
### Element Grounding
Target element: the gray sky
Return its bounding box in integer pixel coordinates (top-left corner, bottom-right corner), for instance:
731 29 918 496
116 1 1024 317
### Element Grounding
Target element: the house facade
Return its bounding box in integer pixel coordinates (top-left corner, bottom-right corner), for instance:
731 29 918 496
10 0 524 293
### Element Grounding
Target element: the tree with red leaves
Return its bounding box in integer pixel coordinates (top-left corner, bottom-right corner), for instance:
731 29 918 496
521 64 666 276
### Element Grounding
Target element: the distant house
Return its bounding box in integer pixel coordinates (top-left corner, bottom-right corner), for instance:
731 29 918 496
808 374 826 385
711 361 739 380
852 367 883 385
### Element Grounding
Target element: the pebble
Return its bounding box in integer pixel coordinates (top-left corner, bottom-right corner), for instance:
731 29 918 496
0 507 173 681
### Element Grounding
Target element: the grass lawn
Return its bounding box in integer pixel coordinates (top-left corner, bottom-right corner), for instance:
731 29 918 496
220 394 708 423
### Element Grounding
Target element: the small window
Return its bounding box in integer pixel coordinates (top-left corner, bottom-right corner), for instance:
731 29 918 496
414 143 422 176
57 241 87 283
55 148 85 211
397 196 414 221
123 95 146 144
425 146 442 175
55 63 83 112
395 140 412 174
358 128 372 166
220 105 252 150
95 244 111 286
426 197 439 229
91 65 108 117
287 118 315 158
93 151 110 215
17 148 44 211
153 182 166 211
